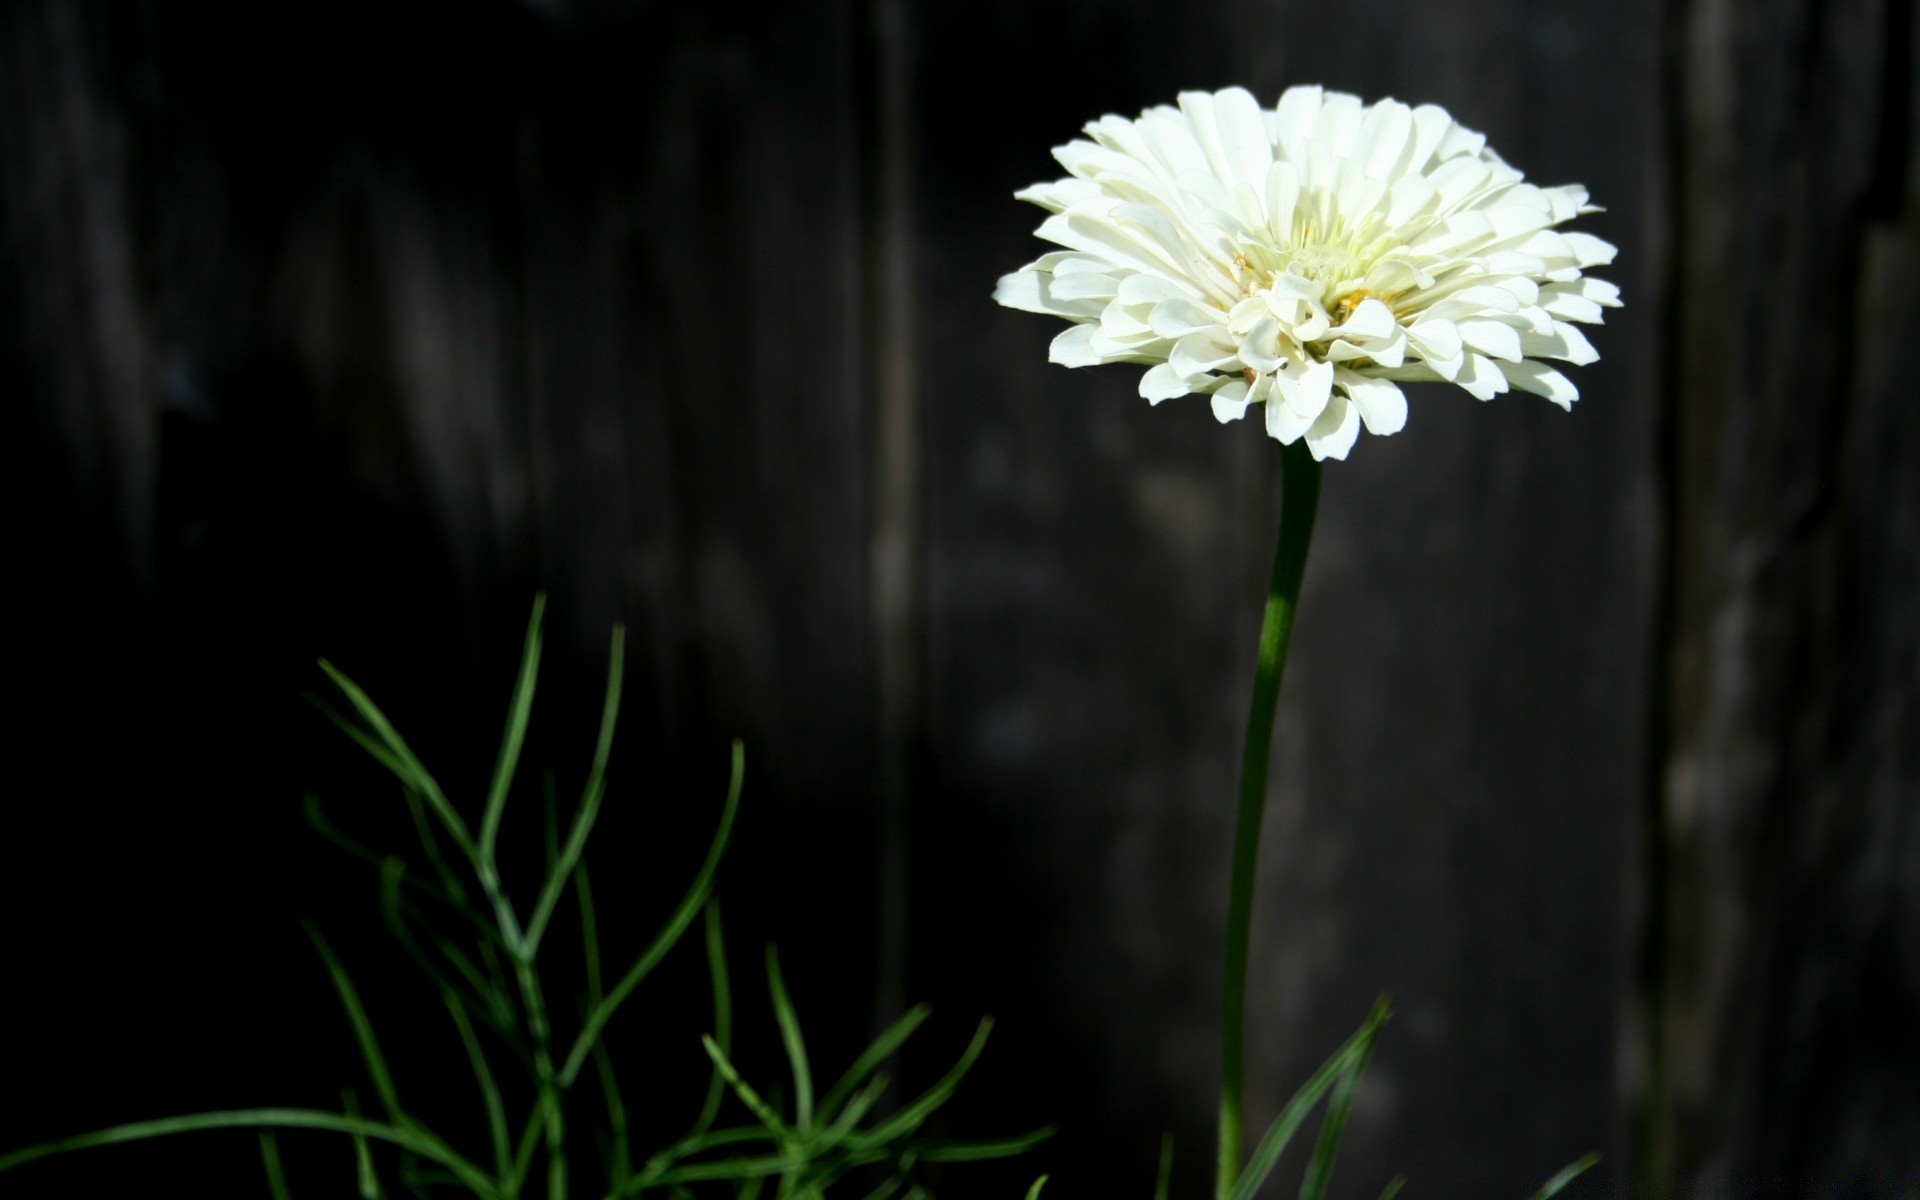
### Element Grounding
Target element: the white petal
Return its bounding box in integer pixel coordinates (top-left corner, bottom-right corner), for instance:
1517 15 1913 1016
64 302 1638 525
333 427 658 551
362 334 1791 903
1406 319 1464 363
1338 369 1408 435
1273 85 1324 160
1149 297 1226 338
1562 232 1617 267
1170 330 1238 376
1211 379 1252 423
1521 320 1599 365
1239 316 1286 373
1048 271 1120 301
1212 87 1274 196
1328 297 1397 341
1501 360 1580 410
1117 272 1199 305
1273 357 1335 420
1457 318 1525 362
1265 160 1300 236
1454 351 1510 400
1359 99 1414 180
1048 323 1104 367
1386 174 1438 226
1302 393 1361 460
1315 91 1365 157
1139 362 1193 403
1577 276 1623 306
994 270 1098 318
1014 178 1101 212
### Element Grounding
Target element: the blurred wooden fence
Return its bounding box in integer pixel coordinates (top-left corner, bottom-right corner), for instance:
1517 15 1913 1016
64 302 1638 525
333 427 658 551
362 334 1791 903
2 0 1915 1195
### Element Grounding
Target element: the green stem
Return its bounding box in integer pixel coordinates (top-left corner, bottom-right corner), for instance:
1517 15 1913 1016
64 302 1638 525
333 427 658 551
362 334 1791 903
1216 438 1322 1199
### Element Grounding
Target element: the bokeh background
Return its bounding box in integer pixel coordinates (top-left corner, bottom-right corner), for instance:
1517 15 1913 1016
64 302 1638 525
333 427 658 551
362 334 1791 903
3 0 1916 1195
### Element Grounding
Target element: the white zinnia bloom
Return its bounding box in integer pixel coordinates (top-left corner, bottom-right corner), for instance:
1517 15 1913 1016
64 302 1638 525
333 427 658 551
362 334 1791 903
993 85 1621 461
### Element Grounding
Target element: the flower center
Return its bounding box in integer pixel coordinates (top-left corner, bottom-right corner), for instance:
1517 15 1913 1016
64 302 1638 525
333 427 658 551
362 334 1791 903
1286 241 1363 285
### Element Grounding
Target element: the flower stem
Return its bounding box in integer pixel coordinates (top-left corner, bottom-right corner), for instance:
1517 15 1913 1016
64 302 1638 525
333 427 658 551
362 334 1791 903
1217 438 1322 1199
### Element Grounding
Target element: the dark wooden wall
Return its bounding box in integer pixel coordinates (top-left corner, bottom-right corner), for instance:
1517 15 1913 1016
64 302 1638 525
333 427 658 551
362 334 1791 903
2 0 1914 1197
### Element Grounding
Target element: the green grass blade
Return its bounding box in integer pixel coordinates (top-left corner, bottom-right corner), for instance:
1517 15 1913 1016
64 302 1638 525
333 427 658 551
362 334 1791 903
402 789 472 909
818 1073 891 1146
480 594 545 866
651 1151 800 1186
692 901 734 1138
1528 1152 1600 1200
377 859 495 1028
592 1040 633 1187
306 924 406 1122
1155 1133 1174 1200
0 1109 500 1197
577 862 608 1002
1024 1177 1049 1200
906 1128 1054 1162
317 660 474 861
848 1018 993 1150
260 1133 294 1200
1229 1002 1390 1200
700 1035 793 1139
574 864 634 1185
765 946 814 1129
561 740 744 1087
342 1090 383 1199
1300 996 1389 1200
445 992 512 1181
309 692 412 782
526 624 626 952
304 793 384 871
817 1004 930 1121
509 1108 542 1193
1377 1177 1406 1200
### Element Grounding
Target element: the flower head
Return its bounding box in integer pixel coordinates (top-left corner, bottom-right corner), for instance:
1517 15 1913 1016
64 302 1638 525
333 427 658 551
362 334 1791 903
994 86 1620 461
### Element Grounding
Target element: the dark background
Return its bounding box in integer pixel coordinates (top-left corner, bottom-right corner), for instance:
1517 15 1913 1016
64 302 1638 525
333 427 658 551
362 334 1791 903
3 0 1916 1196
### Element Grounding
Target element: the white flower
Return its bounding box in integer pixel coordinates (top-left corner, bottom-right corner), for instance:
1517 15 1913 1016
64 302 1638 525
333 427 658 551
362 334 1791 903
993 86 1621 461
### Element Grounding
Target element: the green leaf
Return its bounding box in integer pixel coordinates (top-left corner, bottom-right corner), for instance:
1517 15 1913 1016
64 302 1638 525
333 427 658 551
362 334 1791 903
700 1035 793 1138
561 740 745 1087
1025 1176 1050 1200
576 864 634 1185
401 788 471 909
765 946 815 1129
1229 1001 1390 1200
0 1109 500 1198
1528 1152 1600 1200
1300 996 1389 1200
377 858 498 1032
306 925 405 1124
444 992 511 1181
317 659 474 863
691 900 734 1138
848 1018 994 1150
908 1127 1055 1161
817 1004 930 1122
479 594 546 866
526 623 627 951
341 1090 383 1200
303 793 382 871
1155 1133 1174 1200
818 1073 891 1145
1377 1177 1406 1200
259 1133 293 1200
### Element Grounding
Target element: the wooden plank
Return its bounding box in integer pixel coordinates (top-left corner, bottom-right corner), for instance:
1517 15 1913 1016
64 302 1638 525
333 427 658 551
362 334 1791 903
1649 0 1920 1181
